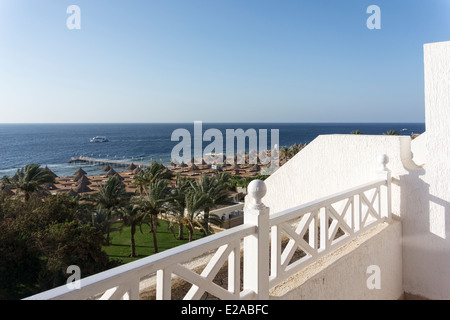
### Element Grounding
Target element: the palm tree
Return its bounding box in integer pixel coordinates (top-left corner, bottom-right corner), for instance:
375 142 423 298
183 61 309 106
91 176 129 245
0 175 11 194
225 174 243 192
279 146 289 160
0 175 10 187
132 162 173 195
119 203 146 257
184 191 210 242
215 172 231 186
134 179 171 253
383 130 400 135
91 207 122 245
12 164 56 201
350 130 363 135
288 144 300 159
189 174 227 236
167 175 192 240
132 171 149 195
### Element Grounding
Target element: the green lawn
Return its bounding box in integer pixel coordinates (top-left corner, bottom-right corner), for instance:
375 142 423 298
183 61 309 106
102 219 204 264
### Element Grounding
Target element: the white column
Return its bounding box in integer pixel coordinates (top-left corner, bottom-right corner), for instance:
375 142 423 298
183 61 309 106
156 268 172 300
243 179 270 300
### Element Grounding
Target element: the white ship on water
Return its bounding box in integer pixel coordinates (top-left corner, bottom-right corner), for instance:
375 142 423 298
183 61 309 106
90 136 109 143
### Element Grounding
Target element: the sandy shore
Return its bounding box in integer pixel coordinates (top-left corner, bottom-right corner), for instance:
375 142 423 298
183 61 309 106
48 161 274 197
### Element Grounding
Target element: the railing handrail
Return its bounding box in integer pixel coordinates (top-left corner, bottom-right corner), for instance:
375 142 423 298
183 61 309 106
25 223 256 300
269 178 388 227
267 154 392 288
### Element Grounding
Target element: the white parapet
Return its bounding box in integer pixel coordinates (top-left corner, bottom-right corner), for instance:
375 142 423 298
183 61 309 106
401 40 450 300
262 134 415 218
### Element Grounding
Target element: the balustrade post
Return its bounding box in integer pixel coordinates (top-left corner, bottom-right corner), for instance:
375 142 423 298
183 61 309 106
243 179 270 300
377 154 392 221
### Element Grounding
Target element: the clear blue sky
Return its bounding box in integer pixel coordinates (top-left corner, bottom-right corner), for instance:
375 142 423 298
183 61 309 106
0 0 449 123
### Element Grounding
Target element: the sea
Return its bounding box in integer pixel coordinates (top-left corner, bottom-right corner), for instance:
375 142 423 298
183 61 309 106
0 123 425 178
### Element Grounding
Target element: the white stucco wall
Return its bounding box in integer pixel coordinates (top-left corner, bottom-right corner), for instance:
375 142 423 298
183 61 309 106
401 41 450 300
270 220 403 300
411 132 426 166
263 134 417 218
261 134 414 299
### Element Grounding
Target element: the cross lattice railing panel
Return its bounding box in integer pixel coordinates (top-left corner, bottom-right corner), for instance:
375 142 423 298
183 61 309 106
25 224 256 300
269 179 390 287
157 239 243 300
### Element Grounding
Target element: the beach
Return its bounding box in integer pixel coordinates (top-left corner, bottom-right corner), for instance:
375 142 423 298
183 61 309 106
44 158 278 198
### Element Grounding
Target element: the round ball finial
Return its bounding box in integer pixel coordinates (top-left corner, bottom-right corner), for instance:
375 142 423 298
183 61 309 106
377 154 389 166
377 154 390 173
247 179 267 202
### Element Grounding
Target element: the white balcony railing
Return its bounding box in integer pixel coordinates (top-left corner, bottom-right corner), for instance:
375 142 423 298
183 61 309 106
25 155 392 300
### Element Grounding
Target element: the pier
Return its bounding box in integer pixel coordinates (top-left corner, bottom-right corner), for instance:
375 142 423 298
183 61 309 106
68 156 154 168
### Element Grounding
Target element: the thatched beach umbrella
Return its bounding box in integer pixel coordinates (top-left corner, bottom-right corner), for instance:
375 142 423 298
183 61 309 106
113 173 124 181
102 164 112 172
248 149 258 164
288 143 299 152
73 168 87 176
189 163 199 171
250 164 260 172
73 171 85 182
203 162 211 169
44 166 58 178
106 168 117 177
75 180 92 193
133 167 143 175
44 183 58 191
127 163 137 171
180 162 188 168
77 175 92 186
68 189 79 197
203 154 216 165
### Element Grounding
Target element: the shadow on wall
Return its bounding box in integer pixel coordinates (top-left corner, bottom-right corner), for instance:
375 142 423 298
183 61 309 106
400 167 450 241
399 166 450 299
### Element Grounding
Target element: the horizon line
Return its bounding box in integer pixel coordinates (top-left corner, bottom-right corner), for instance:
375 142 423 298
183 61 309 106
0 121 426 125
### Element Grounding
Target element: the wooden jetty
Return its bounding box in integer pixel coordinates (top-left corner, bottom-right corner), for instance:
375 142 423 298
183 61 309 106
68 156 153 168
